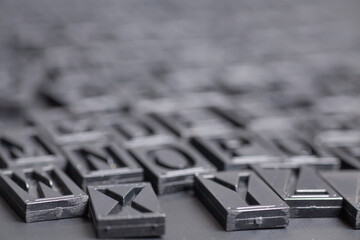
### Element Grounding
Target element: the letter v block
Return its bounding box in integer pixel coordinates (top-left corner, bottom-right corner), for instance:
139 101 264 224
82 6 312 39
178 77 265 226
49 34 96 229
88 183 165 238
194 171 289 231
253 165 343 218
0 166 88 222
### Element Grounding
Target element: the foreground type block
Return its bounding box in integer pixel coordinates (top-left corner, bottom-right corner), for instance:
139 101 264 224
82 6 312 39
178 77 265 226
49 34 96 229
194 171 289 231
88 183 165 238
254 165 343 218
64 141 143 190
321 170 360 229
0 166 88 222
130 140 216 194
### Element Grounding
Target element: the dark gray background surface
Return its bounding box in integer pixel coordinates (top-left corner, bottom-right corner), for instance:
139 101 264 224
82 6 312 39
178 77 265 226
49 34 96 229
1 191 359 240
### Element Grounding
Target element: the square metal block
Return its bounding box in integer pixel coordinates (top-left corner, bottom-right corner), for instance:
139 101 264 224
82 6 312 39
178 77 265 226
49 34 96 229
194 171 289 231
88 183 165 238
0 166 88 222
152 107 235 137
191 130 281 170
97 112 175 147
0 127 65 169
64 141 144 190
321 170 360 229
253 165 343 218
35 112 109 145
130 140 216 194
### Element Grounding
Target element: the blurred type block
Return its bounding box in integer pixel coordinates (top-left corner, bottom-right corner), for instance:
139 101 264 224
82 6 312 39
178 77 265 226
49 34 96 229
97 112 174 148
64 141 143 190
0 127 65 169
130 140 216 194
191 130 281 170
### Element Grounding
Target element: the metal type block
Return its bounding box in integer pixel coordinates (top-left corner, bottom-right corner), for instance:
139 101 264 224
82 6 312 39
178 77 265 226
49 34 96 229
0 166 88 222
194 171 289 231
321 170 360 229
88 183 165 238
130 140 216 194
64 141 143 190
0 127 65 169
191 130 281 170
253 165 343 218
152 107 235 137
97 112 175 147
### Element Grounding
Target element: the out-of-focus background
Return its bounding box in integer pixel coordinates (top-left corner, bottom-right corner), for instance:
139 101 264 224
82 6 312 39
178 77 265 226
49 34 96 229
1 0 360 115
1 0 360 239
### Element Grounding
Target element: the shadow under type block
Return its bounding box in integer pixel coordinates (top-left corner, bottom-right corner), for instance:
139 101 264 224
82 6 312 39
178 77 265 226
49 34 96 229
0 166 88 222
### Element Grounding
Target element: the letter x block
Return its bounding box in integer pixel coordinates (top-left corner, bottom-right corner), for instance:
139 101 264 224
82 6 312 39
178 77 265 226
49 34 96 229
88 183 165 238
